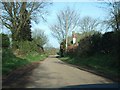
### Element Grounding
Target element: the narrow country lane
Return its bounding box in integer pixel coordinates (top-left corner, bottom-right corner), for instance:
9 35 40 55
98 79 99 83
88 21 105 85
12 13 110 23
3 55 116 88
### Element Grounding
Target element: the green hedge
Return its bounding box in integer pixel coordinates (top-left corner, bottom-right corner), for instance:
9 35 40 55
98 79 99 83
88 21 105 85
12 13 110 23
1 34 10 48
12 41 38 55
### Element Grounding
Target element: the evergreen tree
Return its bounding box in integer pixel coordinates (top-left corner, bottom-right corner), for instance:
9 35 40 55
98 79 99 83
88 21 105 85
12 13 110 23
16 9 32 41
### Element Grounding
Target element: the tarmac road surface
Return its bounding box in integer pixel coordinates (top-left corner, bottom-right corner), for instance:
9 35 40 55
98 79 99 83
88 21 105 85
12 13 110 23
3 55 118 88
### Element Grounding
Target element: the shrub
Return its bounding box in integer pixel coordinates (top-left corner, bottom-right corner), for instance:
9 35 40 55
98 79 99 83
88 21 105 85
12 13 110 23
101 31 114 54
2 48 15 63
2 48 29 75
1 34 10 48
77 35 93 57
90 33 102 53
77 32 102 57
60 40 66 57
110 31 120 55
111 31 120 67
13 41 38 55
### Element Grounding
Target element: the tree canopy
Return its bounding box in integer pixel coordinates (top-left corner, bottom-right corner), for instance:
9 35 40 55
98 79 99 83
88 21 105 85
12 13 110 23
103 1 120 31
1 1 51 41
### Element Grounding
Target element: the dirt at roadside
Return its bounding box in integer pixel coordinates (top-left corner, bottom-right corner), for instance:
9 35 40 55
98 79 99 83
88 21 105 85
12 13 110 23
2 62 40 85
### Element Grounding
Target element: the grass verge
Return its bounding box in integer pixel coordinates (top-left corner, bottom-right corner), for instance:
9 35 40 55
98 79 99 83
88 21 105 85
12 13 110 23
2 48 48 76
60 54 120 82
23 52 48 62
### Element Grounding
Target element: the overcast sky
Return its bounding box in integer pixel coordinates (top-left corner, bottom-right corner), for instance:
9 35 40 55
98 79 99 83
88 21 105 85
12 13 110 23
31 2 107 48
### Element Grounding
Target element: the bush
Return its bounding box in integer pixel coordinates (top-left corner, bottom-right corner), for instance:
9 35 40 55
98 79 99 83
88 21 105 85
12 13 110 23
2 48 29 75
60 40 66 57
2 48 15 63
78 35 93 57
77 32 102 57
111 31 120 67
13 41 38 55
110 31 119 55
1 34 10 48
90 33 102 53
101 31 114 54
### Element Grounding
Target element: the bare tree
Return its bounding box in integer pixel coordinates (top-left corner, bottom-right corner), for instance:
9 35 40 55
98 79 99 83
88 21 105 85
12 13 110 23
32 28 48 47
79 16 99 33
108 1 120 31
50 24 66 44
50 7 80 50
102 0 120 31
0 0 51 41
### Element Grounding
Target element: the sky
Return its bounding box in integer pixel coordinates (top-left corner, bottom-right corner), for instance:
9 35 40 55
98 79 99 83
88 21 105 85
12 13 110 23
31 2 107 48
1 1 109 48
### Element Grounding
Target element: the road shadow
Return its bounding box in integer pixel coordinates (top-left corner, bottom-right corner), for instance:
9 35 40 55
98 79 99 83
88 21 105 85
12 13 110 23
2 63 60 88
2 62 41 88
48 55 60 58
56 57 120 83
2 55 119 89
53 61 66 65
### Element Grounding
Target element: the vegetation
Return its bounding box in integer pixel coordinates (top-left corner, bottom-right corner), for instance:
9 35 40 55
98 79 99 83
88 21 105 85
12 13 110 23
1 1 51 76
1 33 45 76
1 1 51 41
50 7 80 44
16 9 32 41
2 48 29 75
103 1 120 31
60 30 120 80
59 1 120 81
45 47 59 55
60 53 120 80
1 0 120 83
2 31 50 76
13 41 38 55
2 48 48 76
1 34 10 48
32 28 48 50
79 16 100 33
24 52 48 62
